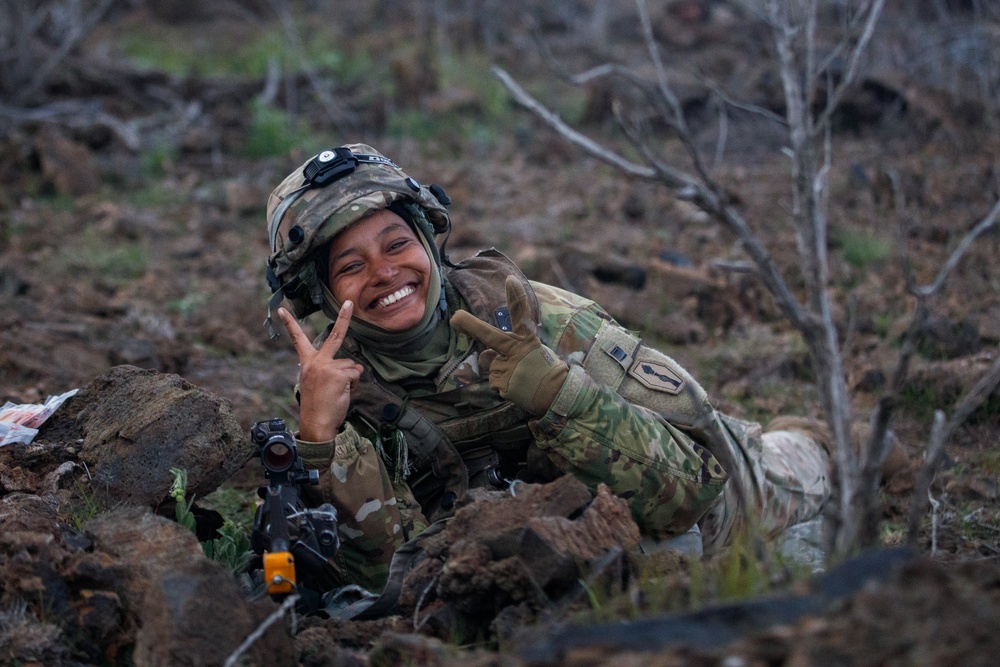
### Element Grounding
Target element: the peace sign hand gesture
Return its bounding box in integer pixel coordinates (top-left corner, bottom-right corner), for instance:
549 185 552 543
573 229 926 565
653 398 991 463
278 302 364 442
450 276 569 417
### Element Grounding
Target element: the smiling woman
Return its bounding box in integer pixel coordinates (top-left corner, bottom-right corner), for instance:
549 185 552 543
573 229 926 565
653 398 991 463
325 209 432 332
261 143 834 599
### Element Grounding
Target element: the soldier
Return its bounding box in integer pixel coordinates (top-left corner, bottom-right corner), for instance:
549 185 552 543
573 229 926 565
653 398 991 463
264 143 832 592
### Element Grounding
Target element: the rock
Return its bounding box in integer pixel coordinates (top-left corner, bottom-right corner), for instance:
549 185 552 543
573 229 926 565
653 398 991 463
86 506 295 666
0 492 59 533
397 476 641 642
134 559 294 667
901 352 1000 418
918 315 981 359
34 126 101 197
75 365 252 507
224 179 267 215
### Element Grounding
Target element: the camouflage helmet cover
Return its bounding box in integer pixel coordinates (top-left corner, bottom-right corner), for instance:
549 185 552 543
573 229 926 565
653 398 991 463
265 143 451 319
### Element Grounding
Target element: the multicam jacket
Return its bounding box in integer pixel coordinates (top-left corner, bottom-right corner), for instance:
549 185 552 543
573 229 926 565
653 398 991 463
296 250 728 590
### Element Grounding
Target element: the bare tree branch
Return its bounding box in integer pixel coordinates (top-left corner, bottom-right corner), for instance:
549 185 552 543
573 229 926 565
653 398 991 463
906 353 1000 543
266 0 355 135
17 0 117 105
502 0 992 561
814 0 887 134
0 99 142 150
915 197 1000 297
491 66 657 179
224 594 300 667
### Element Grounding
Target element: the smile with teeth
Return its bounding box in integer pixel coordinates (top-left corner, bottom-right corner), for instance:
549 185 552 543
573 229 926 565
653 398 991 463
374 285 416 309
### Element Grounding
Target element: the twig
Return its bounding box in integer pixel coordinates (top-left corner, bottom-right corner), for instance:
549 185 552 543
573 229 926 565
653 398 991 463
17 0 117 104
0 100 141 150
915 197 1000 298
266 0 355 135
908 410 947 546
709 259 757 274
906 352 1000 544
224 594 300 667
492 66 656 179
813 0 887 136
412 573 440 631
869 194 1000 490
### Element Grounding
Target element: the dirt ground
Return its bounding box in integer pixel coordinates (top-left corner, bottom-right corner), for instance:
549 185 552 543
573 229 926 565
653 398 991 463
1 1 1000 665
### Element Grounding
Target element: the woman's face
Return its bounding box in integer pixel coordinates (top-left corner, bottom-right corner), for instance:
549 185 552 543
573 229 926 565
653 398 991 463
326 208 432 332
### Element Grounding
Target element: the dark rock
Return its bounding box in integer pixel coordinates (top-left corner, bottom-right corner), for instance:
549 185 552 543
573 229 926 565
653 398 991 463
0 492 59 533
75 365 252 507
918 315 981 360
34 126 101 197
397 477 640 642
851 365 887 392
85 506 295 665
134 559 295 667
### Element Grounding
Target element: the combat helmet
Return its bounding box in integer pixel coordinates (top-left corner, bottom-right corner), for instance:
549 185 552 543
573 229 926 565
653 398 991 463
264 144 452 338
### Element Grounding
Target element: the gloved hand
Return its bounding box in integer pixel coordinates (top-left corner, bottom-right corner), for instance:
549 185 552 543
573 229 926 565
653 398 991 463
450 276 568 417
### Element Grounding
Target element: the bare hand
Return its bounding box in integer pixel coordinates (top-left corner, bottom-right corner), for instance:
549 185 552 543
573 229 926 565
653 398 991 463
278 302 364 442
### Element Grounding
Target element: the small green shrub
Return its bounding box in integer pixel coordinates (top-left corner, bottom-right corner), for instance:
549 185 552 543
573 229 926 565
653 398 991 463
140 141 179 178
203 520 254 575
69 480 105 531
169 467 197 533
169 469 255 574
57 228 148 281
836 227 892 268
243 101 313 159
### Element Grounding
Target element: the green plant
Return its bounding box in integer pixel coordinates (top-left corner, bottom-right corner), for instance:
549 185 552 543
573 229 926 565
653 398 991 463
56 228 148 282
68 480 104 531
140 141 179 178
880 519 906 546
716 531 770 601
169 467 197 533
243 101 313 159
835 227 892 269
168 291 210 319
170 471 255 573
203 519 254 575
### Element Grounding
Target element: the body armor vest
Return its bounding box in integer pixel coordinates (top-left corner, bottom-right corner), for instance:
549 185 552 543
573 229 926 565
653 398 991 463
336 249 543 518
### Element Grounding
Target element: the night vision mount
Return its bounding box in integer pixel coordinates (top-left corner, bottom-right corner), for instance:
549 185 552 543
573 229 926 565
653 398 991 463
301 147 401 188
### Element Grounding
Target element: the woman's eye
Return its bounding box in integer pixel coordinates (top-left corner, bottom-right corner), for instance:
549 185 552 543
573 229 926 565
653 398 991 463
337 262 361 275
388 239 409 251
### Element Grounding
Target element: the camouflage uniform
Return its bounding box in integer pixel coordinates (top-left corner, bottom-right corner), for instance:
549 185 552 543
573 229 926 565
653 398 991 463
265 144 830 591
296 254 830 590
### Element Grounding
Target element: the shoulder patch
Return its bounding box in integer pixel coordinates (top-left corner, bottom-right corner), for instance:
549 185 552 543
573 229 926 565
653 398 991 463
628 359 685 394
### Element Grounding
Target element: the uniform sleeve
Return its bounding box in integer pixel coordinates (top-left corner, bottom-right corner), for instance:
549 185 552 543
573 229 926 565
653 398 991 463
297 423 426 591
529 365 726 539
528 281 726 540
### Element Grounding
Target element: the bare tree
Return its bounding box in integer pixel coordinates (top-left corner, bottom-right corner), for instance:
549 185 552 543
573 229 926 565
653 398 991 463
493 0 1000 560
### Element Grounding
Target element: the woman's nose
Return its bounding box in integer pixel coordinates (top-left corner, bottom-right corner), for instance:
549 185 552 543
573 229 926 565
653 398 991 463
371 257 398 282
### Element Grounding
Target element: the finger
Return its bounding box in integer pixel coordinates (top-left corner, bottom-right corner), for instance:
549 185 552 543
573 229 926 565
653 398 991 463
504 276 537 339
450 310 514 352
319 300 354 356
278 307 313 359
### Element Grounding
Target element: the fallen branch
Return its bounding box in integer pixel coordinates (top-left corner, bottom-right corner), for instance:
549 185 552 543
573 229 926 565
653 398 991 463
224 594 300 667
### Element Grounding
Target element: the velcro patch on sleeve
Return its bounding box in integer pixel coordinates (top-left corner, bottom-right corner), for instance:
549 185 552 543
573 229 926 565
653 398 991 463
628 359 685 394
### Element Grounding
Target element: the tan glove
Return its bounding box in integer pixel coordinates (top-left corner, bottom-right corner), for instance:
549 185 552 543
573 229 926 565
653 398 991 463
450 276 568 417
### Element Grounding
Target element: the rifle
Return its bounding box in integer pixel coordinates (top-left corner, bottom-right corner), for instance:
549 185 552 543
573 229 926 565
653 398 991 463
249 418 340 608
